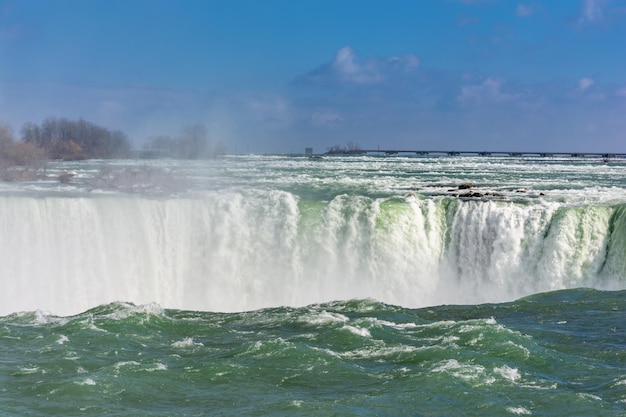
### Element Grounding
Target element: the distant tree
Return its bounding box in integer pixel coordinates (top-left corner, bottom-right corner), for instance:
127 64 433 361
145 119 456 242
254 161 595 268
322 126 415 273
325 142 363 154
1 122 48 181
21 117 131 160
0 123 13 155
4 141 47 167
58 140 83 160
20 122 43 148
327 145 342 153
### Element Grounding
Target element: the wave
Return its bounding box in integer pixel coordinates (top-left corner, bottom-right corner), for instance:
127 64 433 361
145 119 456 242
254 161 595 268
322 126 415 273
3 289 624 416
1 192 625 315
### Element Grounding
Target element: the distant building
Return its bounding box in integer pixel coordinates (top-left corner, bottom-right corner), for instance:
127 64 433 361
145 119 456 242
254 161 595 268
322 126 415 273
305 147 313 155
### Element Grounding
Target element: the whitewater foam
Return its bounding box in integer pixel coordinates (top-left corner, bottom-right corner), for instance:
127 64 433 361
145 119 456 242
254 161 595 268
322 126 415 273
2 156 626 316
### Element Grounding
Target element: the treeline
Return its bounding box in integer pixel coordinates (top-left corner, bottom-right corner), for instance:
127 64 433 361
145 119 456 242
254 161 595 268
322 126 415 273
1 118 228 181
0 123 48 180
142 124 226 159
21 117 131 160
325 141 365 155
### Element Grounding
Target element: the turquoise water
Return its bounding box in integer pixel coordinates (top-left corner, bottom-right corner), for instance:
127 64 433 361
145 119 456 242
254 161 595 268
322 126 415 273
2 291 625 416
1 155 626 415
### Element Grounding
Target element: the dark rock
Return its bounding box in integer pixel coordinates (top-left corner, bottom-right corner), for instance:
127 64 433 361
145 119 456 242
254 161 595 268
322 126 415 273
484 192 504 198
460 191 484 198
58 172 75 184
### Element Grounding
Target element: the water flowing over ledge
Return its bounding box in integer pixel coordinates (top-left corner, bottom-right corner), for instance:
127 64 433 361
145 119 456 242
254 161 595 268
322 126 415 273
2 188 625 316
2 155 626 316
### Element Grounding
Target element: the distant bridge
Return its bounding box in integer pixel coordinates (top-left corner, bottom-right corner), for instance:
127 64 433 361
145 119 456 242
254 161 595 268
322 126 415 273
322 149 626 158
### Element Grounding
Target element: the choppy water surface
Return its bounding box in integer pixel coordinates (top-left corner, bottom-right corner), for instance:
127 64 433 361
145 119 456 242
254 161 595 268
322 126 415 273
2 291 625 416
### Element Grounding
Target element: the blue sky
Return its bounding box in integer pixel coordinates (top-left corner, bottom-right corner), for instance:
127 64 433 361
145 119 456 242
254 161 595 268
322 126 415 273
1 0 625 153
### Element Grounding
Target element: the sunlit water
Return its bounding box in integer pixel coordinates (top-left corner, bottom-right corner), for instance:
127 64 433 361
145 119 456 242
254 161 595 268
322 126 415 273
1 154 625 415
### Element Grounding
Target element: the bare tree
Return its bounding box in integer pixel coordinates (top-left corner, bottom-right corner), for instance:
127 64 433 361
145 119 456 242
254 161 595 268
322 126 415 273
1 122 48 180
0 123 13 156
21 117 131 160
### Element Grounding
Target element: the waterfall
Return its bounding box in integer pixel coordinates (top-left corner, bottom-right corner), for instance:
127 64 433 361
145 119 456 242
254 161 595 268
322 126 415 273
1 192 623 316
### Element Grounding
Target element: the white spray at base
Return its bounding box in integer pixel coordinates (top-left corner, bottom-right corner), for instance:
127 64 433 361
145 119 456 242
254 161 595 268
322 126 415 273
1 192 625 316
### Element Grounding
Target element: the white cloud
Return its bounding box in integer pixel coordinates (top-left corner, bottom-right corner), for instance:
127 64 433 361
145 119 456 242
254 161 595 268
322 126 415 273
458 77 519 105
578 77 595 91
298 46 420 87
332 47 382 84
310 110 343 127
516 3 535 17
388 54 420 72
578 0 608 25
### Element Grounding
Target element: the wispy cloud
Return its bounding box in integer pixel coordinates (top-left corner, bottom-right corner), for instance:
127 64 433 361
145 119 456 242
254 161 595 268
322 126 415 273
310 110 343 127
515 3 535 17
457 14 480 26
458 77 519 105
332 47 383 84
578 77 595 91
578 0 608 25
296 47 420 87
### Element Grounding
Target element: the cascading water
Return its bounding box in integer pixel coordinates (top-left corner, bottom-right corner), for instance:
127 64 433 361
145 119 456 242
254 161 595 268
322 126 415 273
3 156 626 417
2 190 624 316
